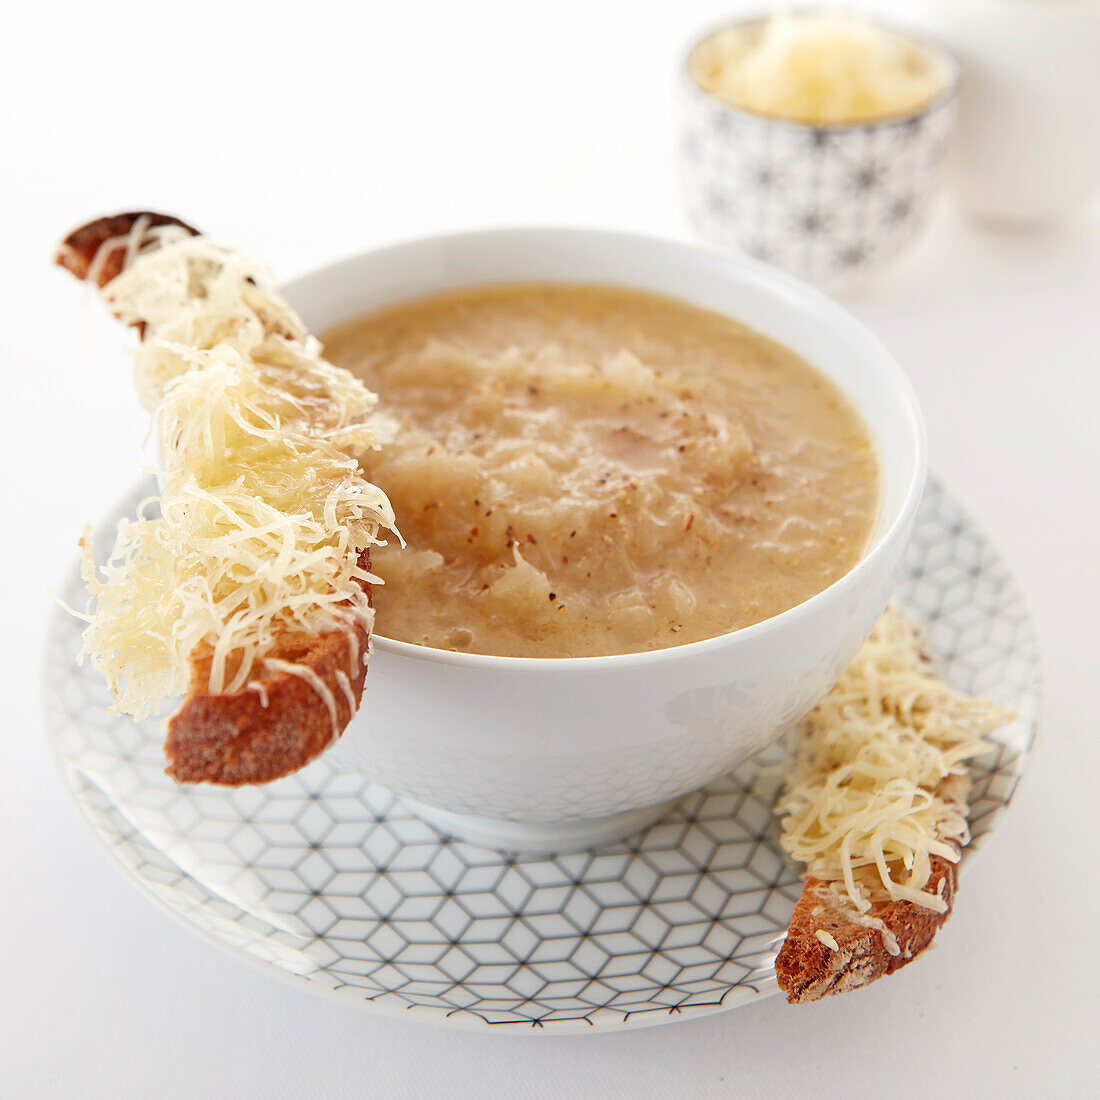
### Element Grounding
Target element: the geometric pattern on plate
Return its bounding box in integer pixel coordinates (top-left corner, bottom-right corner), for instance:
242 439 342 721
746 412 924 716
42 476 1039 1032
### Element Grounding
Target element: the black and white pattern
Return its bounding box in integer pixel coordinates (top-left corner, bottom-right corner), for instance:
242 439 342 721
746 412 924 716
680 77 958 288
42 478 1038 1032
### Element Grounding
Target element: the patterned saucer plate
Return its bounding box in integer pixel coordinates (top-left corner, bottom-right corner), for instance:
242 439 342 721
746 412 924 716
43 477 1039 1033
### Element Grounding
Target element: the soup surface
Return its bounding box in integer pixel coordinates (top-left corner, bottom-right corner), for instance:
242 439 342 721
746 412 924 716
324 284 879 657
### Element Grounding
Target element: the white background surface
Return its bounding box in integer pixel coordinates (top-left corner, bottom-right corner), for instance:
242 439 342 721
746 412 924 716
3 1 1097 1096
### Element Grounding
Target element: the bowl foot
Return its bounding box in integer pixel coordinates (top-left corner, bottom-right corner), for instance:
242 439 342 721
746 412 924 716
399 797 677 855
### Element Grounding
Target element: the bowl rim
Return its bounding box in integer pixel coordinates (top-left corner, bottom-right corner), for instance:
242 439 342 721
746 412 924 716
682 8 961 132
283 225 927 672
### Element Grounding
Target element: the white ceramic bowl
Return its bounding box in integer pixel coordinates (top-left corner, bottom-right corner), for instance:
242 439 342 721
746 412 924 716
680 16 960 289
285 228 926 852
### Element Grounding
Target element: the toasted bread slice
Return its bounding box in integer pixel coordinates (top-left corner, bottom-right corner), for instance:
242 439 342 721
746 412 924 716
775 849 959 1004
58 212 375 786
165 549 372 785
771 607 1002 1004
776 773 971 1003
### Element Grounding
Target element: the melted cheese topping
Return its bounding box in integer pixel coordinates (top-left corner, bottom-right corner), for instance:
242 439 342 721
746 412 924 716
777 605 1013 913
690 13 947 125
77 224 395 719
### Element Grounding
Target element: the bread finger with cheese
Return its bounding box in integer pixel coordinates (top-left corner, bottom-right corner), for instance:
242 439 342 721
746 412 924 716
774 606 1013 1002
58 212 395 785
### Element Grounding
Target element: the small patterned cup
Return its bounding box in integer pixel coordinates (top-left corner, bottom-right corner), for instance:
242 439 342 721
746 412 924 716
680 17 960 290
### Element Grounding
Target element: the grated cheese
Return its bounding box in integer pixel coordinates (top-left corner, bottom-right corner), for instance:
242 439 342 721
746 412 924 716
690 13 947 125
777 605 1013 914
815 930 840 952
334 668 358 717
247 681 270 709
77 225 397 720
851 910 901 957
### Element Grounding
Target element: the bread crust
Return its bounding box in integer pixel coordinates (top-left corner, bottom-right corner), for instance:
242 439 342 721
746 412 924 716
775 851 959 1004
59 211 375 786
166 549 372 785
56 212 199 287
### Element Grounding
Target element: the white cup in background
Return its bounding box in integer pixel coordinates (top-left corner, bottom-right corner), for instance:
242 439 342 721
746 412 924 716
915 0 1100 225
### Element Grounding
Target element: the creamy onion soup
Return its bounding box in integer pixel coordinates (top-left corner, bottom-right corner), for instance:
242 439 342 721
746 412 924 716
323 284 879 657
